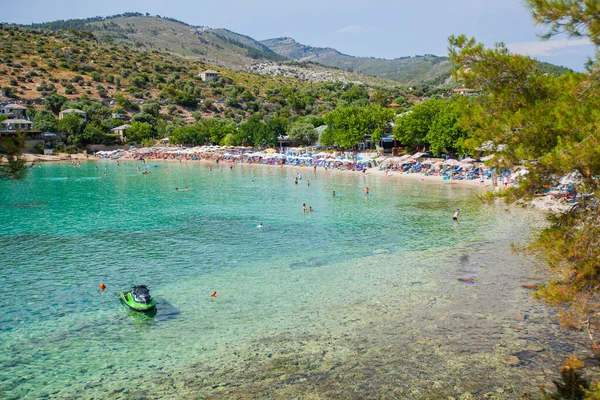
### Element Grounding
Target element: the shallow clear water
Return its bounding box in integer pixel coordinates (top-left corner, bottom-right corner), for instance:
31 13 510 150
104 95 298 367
0 161 591 399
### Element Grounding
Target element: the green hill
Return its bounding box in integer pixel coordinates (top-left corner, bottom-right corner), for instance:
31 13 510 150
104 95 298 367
22 13 285 69
261 37 453 85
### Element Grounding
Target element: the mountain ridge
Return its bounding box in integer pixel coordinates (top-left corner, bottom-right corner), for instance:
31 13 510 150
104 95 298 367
12 13 572 85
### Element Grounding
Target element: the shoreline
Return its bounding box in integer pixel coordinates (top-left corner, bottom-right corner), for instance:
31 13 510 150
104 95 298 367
22 151 571 212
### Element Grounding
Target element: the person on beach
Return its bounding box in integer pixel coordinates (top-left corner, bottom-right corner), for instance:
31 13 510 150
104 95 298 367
480 174 485 185
453 208 461 221
314 165 317 173
503 174 509 187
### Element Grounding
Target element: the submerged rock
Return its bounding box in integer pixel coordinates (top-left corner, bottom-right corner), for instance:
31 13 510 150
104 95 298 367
504 356 521 366
522 284 539 290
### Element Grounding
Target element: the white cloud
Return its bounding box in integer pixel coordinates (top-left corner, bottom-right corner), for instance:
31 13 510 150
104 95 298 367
336 25 369 34
506 38 593 57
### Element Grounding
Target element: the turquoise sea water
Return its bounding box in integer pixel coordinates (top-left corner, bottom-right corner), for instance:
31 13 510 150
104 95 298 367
0 161 592 399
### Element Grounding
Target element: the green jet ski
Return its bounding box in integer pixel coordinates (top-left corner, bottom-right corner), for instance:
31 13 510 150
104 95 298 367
120 285 156 312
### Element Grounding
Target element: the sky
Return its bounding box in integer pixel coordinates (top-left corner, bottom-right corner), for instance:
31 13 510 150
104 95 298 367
3 0 595 71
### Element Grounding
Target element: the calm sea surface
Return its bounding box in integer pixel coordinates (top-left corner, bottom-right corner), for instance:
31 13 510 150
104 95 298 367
0 161 591 399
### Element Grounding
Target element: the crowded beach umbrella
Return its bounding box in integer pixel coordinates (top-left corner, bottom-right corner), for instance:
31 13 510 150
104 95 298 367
264 148 277 153
420 160 434 165
432 162 444 168
461 157 476 163
409 152 425 159
443 159 461 166
480 155 495 161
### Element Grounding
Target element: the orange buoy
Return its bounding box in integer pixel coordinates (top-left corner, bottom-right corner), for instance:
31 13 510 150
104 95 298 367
100 283 106 292
211 291 217 297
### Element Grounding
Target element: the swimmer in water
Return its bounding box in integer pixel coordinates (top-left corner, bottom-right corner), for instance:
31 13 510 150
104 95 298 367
453 208 461 221
309 206 313 212
257 222 263 229
332 191 336 198
303 203 307 213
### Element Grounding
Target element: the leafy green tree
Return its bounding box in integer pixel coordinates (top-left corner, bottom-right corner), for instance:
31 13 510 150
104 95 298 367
288 121 318 145
425 98 468 155
82 121 107 144
370 89 389 107
393 100 444 149
171 125 209 146
57 113 85 145
239 115 265 147
221 133 238 147
141 101 161 117
264 117 289 147
114 93 132 109
340 84 369 104
43 93 67 114
32 110 57 132
324 105 394 149
126 122 153 143
81 101 110 121
132 112 155 125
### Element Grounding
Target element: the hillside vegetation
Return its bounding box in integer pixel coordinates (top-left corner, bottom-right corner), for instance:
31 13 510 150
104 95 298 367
0 26 433 150
17 13 572 85
261 37 453 85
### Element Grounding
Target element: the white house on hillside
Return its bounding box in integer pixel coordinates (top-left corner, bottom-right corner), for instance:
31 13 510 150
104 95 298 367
1 118 32 132
0 104 27 118
59 109 87 120
111 124 131 143
200 70 218 81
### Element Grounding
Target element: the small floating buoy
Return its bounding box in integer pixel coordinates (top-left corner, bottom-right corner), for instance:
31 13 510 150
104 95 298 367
100 283 106 292
211 291 217 297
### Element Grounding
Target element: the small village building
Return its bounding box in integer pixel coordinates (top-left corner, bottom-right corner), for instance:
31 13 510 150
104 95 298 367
0 104 28 118
59 108 87 120
111 124 131 143
378 136 400 155
1 118 33 132
199 70 219 81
